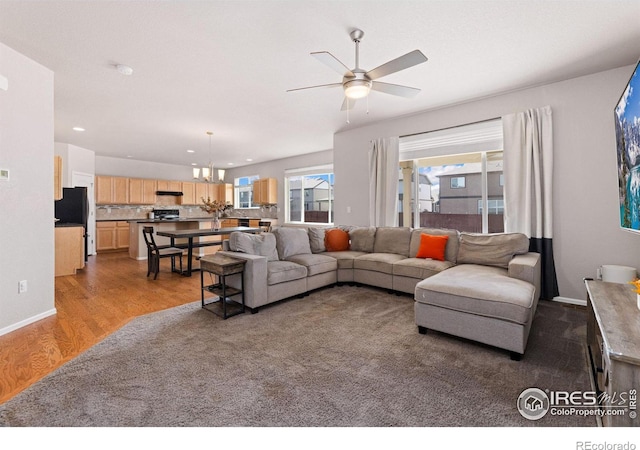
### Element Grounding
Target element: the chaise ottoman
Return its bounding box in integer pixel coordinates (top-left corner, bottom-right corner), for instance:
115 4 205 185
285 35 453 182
414 253 540 360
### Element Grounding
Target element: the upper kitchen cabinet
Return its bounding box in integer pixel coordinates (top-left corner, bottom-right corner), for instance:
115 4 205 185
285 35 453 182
193 183 233 204
253 178 277 205
157 180 181 192
180 181 196 205
195 182 209 204
95 176 129 204
216 183 234 204
129 178 157 204
54 156 63 200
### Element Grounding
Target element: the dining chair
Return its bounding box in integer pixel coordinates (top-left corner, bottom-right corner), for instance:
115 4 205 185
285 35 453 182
258 221 272 233
142 226 184 279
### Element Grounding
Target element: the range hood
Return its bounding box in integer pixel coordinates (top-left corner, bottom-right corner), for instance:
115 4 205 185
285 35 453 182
156 190 183 196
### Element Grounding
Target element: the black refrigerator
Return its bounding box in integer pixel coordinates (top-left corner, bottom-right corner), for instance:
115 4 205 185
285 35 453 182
55 187 89 261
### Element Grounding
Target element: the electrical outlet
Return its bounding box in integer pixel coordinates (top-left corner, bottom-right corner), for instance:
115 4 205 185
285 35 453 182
18 280 27 293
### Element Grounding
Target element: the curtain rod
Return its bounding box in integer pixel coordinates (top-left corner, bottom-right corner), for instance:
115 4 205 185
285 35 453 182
399 116 502 140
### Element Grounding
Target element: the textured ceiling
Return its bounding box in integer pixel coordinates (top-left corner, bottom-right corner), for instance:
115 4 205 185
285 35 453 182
1 0 639 169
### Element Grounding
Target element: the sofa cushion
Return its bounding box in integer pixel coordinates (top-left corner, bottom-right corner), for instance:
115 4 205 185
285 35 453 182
272 227 312 260
416 233 449 261
414 264 536 324
457 232 530 269
373 227 411 257
349 227 376 253
325 229 350 252
354 253 407 274
266 261 307 286
322 250 369 269
228 231 279 261
393 258 454 280
409 228 459 262
287 253 338 276
307 227 327 253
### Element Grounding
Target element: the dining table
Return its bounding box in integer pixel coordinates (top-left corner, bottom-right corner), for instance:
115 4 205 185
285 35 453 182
156 226 261 276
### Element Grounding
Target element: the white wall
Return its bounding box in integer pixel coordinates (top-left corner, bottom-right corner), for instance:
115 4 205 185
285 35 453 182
55 142 95 186
96 155 194 181
0 43 55 334
333 65 640 300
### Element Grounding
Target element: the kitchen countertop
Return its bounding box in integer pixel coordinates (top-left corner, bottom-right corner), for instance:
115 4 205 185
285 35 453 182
131 217 214 224
97 217 277 223
55 222 84 228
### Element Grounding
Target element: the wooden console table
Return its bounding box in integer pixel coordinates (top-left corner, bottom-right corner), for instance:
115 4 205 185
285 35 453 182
585 279 640 427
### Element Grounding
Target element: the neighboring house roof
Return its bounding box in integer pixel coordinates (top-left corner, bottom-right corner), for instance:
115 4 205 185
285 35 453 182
436 162 503 177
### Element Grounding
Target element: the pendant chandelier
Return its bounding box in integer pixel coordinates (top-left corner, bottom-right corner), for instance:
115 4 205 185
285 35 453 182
193 131 215 182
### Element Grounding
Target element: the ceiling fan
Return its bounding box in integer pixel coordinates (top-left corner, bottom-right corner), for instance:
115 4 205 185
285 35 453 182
287 29 428 111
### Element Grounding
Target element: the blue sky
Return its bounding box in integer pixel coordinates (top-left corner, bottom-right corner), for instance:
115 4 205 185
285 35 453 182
616 62 640 123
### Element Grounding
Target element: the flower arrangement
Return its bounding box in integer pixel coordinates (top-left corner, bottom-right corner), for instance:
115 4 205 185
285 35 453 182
200 197 232 216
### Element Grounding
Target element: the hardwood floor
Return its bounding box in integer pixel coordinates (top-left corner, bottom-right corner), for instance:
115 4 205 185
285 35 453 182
0 251 204 404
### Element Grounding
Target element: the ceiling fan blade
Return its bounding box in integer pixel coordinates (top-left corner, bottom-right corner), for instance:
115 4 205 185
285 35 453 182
371 81 421 98
286 83 342 93
312 51 355 77
366 50 428 80
340 97 357 111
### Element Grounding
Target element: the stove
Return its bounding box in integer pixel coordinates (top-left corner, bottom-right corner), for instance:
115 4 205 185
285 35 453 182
153 209 180 220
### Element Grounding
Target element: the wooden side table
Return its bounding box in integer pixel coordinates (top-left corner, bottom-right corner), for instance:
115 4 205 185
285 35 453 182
199 254 247 319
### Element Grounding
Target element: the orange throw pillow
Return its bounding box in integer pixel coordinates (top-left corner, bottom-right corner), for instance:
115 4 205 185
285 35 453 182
325 229 350 252
416 233 449 261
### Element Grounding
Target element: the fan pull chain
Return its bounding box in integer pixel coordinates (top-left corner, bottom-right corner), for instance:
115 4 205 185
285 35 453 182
366 95 369 114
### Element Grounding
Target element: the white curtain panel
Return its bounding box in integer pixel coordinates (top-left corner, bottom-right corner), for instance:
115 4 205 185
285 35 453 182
503 105 553 238
503 105 559 299
369 137 400 227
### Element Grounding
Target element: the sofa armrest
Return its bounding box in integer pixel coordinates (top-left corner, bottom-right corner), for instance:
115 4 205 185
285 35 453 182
509 252 541 300
217 250 268 309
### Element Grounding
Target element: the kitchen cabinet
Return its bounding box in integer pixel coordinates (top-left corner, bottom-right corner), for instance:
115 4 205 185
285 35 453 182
129 178 157 204
253 178 277 205
195 183 210 204
194 183 233 204
157 180 181 192
95 176 129 204
55 225 84 276
181 182 196 205
96 221 130 252
54 156 63 200
217 183 234 203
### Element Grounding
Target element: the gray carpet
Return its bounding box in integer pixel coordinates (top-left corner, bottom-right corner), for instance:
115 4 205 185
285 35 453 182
0 285 594 427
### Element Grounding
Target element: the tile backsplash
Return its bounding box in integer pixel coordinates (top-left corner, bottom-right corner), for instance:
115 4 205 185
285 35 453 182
96 204 277 221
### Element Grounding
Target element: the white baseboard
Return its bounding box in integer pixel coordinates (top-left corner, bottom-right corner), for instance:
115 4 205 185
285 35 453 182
552 296 587 307
0 308 57 337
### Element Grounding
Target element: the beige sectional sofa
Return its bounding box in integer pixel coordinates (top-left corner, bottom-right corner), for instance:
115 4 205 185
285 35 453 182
218 225 541 359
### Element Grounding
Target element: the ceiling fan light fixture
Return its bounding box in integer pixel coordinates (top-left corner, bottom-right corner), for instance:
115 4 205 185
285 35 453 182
344 79 371 99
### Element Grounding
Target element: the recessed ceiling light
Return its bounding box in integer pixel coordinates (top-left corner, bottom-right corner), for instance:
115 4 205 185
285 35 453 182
127 155 133 158
186 149 195 153
72 127 85 132
116 64 133 75
191 163 197 166
227 162 234 166
246 158 253 162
